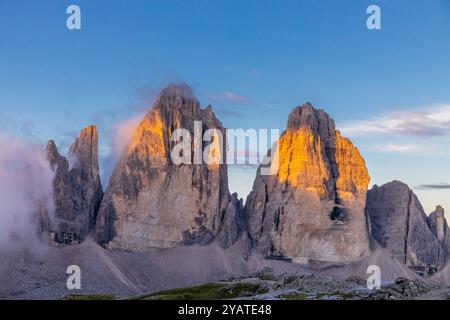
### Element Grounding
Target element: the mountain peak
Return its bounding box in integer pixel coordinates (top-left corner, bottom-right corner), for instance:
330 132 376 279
43 126 103 245
79 125 97 141
286 102 335 133
46 140 61 167
246 103 370 263
46 139 58 155
434 205 445 216
69 125 100 177
159 83 195 100
367 181 446 273
95 84 242 250
151 83 200 117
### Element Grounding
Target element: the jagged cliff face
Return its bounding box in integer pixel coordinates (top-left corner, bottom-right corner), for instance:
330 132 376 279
427 205 450 261
366 181 445 273
95 85 244 250
46 126 103 244
245 103 370 263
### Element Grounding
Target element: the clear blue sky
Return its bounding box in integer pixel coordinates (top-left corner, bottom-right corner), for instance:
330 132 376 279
1 0 450 215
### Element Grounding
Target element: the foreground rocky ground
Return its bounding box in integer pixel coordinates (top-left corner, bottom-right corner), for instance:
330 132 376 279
64 268 450 300
2 239 450 300
218 269 446 300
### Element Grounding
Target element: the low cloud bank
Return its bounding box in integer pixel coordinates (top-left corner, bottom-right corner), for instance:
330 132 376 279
0 136 55 253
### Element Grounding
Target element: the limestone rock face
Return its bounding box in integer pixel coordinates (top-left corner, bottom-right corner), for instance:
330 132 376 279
366 181 445 273
46 126 103 244
95 84 244 250
427 205 450 261
245 103 370 263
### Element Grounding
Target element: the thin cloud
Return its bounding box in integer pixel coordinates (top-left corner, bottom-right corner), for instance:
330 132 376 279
416 183 450 190
208 90 253 117
223 91 248 103
369 143 425 154
208 91 252 105
215 107 244 118
100 112 145 183
249 68 262 76
341 105 450 137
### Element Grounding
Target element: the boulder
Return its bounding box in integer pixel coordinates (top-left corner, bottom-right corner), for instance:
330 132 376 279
427 205 450 261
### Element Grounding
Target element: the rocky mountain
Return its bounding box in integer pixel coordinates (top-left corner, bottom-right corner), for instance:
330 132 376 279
7 83 450 300
95 84 245 250
37 85 450 277
46 126 103 244
428 205 450 261
245 103 371 263
366 181 445 274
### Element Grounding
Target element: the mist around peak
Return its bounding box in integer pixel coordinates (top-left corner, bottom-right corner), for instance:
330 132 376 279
0 135 56 255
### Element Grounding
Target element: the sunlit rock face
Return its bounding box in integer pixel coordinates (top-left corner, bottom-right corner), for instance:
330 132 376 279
427 205 450 262
46 126 104 244
367 181 445 273
245 103 370 263
95 84 245 250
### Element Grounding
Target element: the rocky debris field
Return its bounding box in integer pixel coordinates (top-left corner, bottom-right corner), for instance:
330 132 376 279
209 268 440 300
62 267 448 300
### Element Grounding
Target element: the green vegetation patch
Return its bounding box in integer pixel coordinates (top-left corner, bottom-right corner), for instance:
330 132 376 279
277 292 308 300
134 282 269 300
314 291 357 300
63 294 116 300
278 290 358 300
